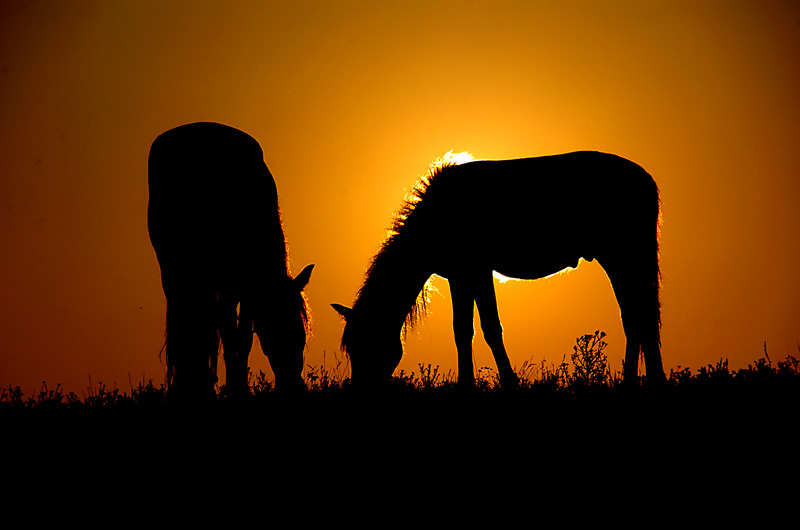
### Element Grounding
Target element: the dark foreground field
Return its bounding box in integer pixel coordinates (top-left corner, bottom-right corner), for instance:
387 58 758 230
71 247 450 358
4 347 798 453
3 349 798 518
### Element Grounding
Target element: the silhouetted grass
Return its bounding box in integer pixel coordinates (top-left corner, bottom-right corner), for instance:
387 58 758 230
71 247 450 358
3 334 798 413
4 335 798 492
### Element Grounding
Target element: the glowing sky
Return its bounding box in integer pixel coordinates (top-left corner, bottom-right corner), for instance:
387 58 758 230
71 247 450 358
1 0 799 395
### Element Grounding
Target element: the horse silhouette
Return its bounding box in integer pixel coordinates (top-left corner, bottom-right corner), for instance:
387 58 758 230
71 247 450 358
148 122 313 400
333 151 665 388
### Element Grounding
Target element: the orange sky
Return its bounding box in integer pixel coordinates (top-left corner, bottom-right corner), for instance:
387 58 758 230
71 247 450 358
1 0 799 396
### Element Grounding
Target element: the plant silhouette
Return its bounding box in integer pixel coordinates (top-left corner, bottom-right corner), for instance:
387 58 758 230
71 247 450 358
571 330 610 387
334 151 665 388
148 122 313 401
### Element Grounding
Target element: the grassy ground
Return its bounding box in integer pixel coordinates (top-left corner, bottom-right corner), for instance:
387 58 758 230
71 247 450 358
3 335 796 511
3 332 798 413
4 332 797 439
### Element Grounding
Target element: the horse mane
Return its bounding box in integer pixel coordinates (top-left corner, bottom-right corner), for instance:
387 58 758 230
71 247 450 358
355 151 473 336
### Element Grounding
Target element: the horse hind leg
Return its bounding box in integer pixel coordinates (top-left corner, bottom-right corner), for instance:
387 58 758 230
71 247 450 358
600 259 665 385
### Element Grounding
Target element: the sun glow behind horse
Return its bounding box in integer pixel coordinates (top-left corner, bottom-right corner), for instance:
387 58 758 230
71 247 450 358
402 152 585 300
385 150 479 328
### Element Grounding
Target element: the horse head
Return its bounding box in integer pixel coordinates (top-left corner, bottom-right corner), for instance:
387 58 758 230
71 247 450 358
332 303 403 387
255 263 314 391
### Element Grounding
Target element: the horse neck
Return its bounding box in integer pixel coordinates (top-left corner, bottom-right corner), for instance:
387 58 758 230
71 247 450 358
354 237 432 331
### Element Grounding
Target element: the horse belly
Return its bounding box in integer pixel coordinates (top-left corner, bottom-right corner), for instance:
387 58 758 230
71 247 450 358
493 251 584 281
479 215 587 279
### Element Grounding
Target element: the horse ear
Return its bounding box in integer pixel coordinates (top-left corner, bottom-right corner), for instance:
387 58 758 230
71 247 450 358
331 303 353 321
293 264 314 291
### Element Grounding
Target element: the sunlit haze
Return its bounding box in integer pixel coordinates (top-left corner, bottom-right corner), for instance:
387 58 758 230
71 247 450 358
1 1 798 395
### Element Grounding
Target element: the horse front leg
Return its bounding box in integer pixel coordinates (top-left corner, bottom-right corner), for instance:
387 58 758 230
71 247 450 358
234 300 255 390
218 295 252 398
449 276 476 388
474 271 518 389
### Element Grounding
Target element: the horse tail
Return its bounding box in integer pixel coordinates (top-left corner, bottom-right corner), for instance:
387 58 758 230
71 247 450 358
642 175 665 382
654 181 662 347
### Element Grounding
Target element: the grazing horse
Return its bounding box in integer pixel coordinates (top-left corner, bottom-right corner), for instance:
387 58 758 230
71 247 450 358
148 122 313 400
333 151 665 388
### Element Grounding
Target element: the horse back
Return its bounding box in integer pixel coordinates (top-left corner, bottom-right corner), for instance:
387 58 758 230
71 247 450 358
147 122 283 280
148 122 277 210
425 152 658 278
